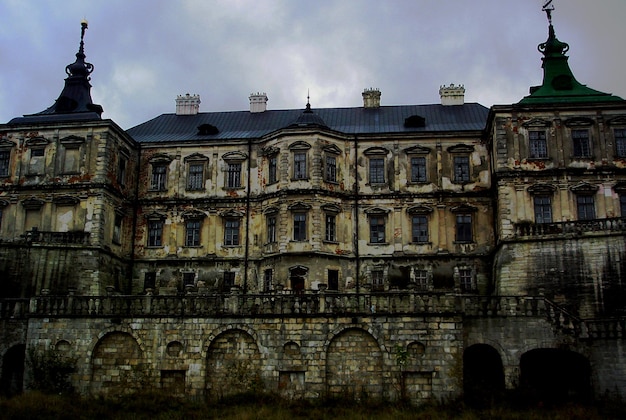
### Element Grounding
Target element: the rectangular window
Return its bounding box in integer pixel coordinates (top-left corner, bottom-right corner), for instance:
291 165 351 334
369 216 386 243
147 220 163 247
62 147 80 174
372 270 384 291
615 129 626 157
410 157 427 183
268 155 277 184
223 272 235 292
453 156 470 183
577 195 595 220
621 195 626 217
31 148 45 158
455 214 473 242
415 269 428 290
534 196 552 224
117 156 127 186
369 158 385 184
325 214 336 242
224 219 240 246
144 272 156 290
411 215 428 243
572 129 591 158
227 162 242 188
328 269 339 291
0 151 9 177
263 269 273 292
267 215 276 243
187 163 204 190
294 152 307 179
183 272 195 286
460 269 474 292
185 220 201 247
151 165 167 191
325 155 337 182
113 214 123 244
293 213 306 241
529 130 548 158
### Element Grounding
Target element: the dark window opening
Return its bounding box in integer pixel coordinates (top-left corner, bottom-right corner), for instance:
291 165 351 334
369 158 385 184
325 214 336 242
223 272 235 292
456 214 473 242
534 196 552 224
463 344 505 407
411 215 428 243
293 213 306 241
369 216 386 243
453 156 470 183
328 269 339 291
577 195 595 220
572 129 591 158
529 130 548 158
144 272 156 290
410 156 427 182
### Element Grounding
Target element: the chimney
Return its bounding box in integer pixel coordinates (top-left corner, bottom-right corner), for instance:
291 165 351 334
439 84 465 106
362 88 381 108
249 92 268 113
176 93 201 115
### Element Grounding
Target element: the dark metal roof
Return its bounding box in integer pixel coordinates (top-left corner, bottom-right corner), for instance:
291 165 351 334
127 103 489 143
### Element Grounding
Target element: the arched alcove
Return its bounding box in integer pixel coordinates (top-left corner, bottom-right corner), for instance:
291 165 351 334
463 344 505 406
1 344 25 396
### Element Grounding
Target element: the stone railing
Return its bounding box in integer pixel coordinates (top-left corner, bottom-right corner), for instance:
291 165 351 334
514 217 626 238
23 229 91 245
0 298 29 319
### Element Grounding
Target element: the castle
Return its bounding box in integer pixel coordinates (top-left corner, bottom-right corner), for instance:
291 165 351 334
1 8 625 403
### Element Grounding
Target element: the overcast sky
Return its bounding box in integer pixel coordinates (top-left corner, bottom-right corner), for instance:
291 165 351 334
1 0 625 129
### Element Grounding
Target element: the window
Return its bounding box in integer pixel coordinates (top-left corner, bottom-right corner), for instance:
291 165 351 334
577 195 595 220
534 196 552 224
325 214 336 242
411 215 428 243
415 269 428 290
31 148 44 158
113 214 123 244
455 214 473 242
459 269 474 292
117 156 127 186
529 130 548 158
226 162 242 188
453 156 470 183
410 157 427 182
293 152 307 179
325 155 337 183
372 270 384 291
151 164 167 191
183 272 195 287
369 216 386 243
328 269 339 291
621 195 626 217
187 163 204 190
572 129 591 158
223 272 235 292
147 220 163 247
268 155 277 184
369 158 385 184
144 272 156 290
0 151 9 177
293 213 306 241
267 215 277 243
615 128 626 157
263 269 273 292
185 220 201 246
224 219 240 246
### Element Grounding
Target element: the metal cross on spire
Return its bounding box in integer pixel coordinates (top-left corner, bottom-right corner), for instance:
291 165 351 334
542 0 555 24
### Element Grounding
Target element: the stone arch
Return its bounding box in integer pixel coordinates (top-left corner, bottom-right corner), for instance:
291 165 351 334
463 344 505 406
90 331 144 396
325 327 383 400
520 348 591 403
1 344 25 396
205 328 262 399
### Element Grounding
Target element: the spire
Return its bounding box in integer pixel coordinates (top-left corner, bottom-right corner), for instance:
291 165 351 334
519 2 622 105
289 92 328 128
10 20 103 124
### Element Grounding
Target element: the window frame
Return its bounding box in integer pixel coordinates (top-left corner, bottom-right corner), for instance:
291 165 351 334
223 272 235 292
325 155 337 183
113 214 123 245
325 213 337 242
572 129 591 158
620 195 626 218
455 213 473 243
268 154 278 184
293 151 308 180
411 215 429 243
226 162 242 188
459 268 474 292
0 150 10 177
371 270 384 292
185 219 201 247
533 196 553 224
529 130 548 159
615 128 626 158
293 212 307 241
369 157 385 184
147 219 164 247
576 195 596 221
415 269 429 290
150 164 167 191
453 155 470 183
410 156 427 183
266 214 277 243
369 215 386 244
187 163 205 191
224 218 240 246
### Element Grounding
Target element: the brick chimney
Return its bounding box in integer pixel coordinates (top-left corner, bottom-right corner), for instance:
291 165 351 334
362 88 381 108
176 93 201 115
249 92 268 113
439 84 465 106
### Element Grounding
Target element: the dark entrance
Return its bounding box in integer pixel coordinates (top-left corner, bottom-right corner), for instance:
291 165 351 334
520 348 591 403
463 344 505 406
1 344 25 396
290 266 307 293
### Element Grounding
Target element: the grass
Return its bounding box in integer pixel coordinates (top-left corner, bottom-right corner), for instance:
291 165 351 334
0 391 625 420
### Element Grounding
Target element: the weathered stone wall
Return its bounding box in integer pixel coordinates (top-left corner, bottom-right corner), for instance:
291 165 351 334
24 314 464 403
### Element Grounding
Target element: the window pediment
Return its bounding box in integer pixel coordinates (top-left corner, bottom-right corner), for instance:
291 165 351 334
53 195 80 206
450 204 477 213
263 206 279 215
288 141 311 151
288 202 311 211
570 182 598 195
364 207 390 215
564 117 594 127
522 118 551 128
0 199 9 208
59 135 85 147
184 153 209 163
145 211 167 220
613 182 626 194
261 146 280 156
404 145 431 155
321 204 341 214
222 151 247 162
25 137 49 148
447 144 474 154
220 210 244 218
0 139 16 150
149 154 173 164
607 116 626 127
181 209 206 219
323 144 341 155
527 184 556 195
22 197 44 210
364 147 389 156
407 205 433 215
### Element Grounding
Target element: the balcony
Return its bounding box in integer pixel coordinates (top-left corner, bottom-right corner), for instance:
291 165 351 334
514 217 626 238
23 229 91 245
